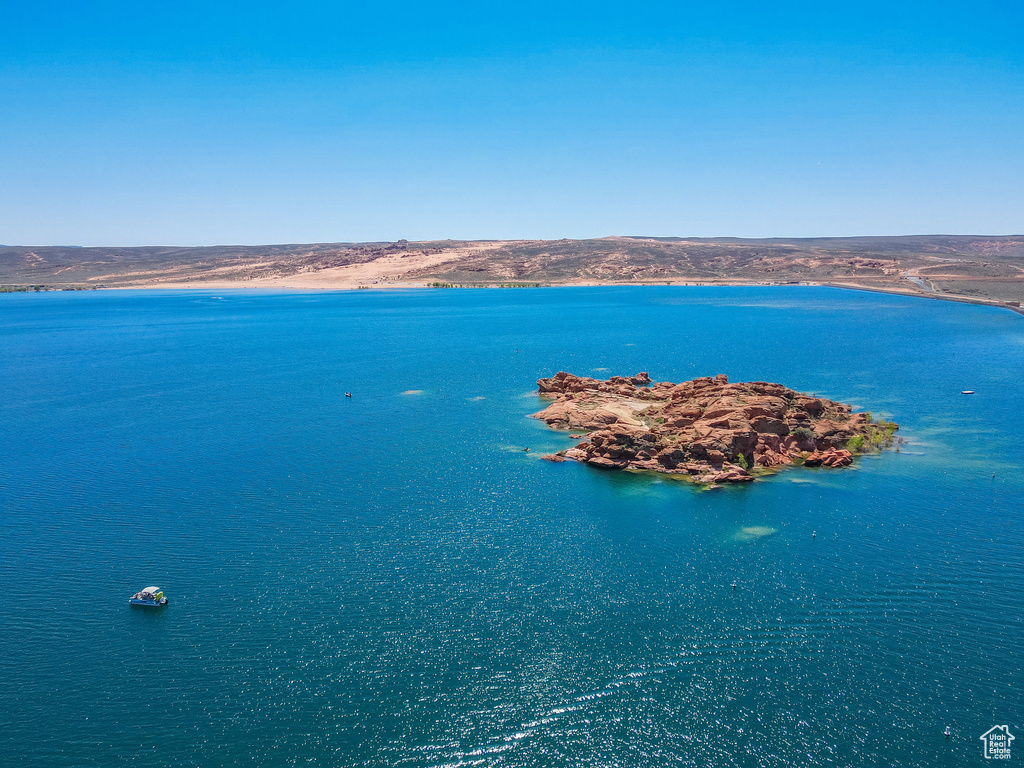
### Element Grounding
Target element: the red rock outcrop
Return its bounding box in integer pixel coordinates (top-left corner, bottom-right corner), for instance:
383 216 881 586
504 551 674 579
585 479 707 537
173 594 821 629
533 372 897 483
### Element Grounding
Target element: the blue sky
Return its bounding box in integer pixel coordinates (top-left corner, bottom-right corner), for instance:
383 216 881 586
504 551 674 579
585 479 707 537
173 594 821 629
1 1 1021 245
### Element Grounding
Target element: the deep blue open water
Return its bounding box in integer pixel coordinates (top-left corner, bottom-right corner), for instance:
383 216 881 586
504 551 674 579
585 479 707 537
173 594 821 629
1 286 1022 767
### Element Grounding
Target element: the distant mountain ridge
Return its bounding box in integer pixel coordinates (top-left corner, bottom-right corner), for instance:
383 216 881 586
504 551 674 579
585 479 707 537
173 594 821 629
2 235 1023 308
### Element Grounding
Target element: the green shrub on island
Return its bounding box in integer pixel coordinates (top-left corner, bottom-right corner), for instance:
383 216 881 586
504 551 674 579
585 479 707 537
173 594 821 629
870 420 898 447
846 420 897 452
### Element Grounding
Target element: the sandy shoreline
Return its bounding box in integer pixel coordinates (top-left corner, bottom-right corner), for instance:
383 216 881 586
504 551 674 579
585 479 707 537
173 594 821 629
95 277 1024 316
5 236 1022 314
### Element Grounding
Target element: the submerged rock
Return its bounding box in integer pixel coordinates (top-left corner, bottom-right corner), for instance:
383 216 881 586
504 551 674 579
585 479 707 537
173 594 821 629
531 371 897 484
734 526 778 541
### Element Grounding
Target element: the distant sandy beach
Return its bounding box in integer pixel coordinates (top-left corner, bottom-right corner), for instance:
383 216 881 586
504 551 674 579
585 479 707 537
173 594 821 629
4 235 1022 315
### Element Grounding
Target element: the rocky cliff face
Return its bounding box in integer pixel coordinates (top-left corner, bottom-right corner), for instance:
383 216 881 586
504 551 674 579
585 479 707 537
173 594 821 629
533 371 897 484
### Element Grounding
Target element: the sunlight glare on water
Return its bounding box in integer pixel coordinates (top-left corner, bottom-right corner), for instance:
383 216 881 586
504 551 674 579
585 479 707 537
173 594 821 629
0 286 1022 767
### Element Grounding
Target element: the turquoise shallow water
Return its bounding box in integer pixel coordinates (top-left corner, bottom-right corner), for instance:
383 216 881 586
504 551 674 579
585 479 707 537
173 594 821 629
1 286 1022 767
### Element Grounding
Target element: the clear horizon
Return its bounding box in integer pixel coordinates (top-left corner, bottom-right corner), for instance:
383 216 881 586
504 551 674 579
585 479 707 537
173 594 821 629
2 1 1022 246
4 233 1024 250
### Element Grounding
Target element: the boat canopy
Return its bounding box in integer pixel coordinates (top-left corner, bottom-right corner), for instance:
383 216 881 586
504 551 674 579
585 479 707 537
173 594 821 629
143 587 162 594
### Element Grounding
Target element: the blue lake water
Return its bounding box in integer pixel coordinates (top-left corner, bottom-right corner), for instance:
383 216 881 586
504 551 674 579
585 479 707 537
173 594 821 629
1 286 1022 767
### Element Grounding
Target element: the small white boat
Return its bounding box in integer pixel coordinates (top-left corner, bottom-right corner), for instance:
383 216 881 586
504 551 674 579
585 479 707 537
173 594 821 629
129 587 168 607
961 390 975 395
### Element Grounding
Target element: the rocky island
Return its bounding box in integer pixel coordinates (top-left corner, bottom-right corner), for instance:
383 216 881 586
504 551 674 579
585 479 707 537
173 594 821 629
533 372 898 484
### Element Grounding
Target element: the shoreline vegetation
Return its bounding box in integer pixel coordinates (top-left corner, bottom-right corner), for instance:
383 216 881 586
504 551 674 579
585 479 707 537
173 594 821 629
2 235 1022 315
1 285 98 292
532 371 900 485
3 279 1019 317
